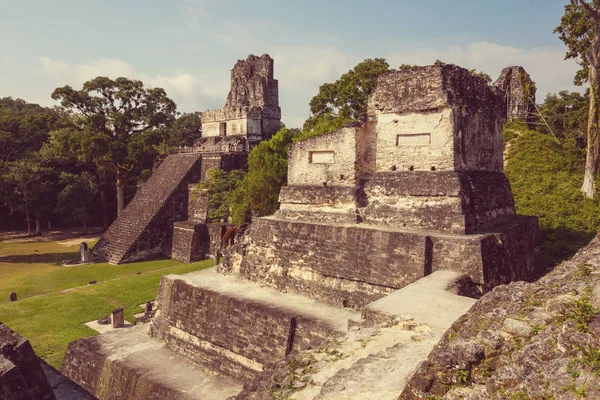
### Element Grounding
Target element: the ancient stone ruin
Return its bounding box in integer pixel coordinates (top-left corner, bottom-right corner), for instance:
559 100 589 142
494 65 536 123
0 322 56 400
61 63 542 399
91 54 281 265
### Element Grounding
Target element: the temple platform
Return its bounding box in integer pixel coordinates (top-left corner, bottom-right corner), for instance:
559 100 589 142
60 324 242 400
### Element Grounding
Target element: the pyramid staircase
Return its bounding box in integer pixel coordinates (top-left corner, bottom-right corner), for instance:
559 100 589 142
92 153 203 264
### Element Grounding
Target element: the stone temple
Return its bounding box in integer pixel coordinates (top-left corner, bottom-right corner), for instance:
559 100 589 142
91 54 281 265
60 63 541 399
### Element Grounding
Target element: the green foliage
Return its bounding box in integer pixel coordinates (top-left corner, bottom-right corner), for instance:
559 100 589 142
55 171 98 230
159 111 202 150
0 97 63 163
1 152 58 233
197 168 246 222
305 58 389 130
454 369 470 386
504 125 600 267
52 76 177 212
539 90 589 146
468 69 492 84
231 127 297 225
559 290 598 332
554 0 599 86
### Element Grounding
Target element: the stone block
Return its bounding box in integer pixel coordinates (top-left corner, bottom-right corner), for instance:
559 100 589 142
221 216 542 308
368 64 506 173
111 309 124 328
149 269 360 381
61 325 242 400
0 322 56 400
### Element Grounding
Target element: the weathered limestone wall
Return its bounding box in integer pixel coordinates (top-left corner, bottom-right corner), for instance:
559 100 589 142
375 108 455 172
369 65 505 173
220 216 541 309
361 171 516 234
61 325 242 400
287 126 363 187
171 222 211 263
201 54 282 142
0 322 56 400
150 272 351 381
276 186 359 223
187 185 208 223
494 65 536 123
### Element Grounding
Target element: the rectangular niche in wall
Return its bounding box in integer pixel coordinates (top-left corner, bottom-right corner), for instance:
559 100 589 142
396 133 431 146
309 150 335 164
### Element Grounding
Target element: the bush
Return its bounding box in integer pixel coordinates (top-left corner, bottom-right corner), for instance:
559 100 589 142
504 126 600 268
230 128 297 225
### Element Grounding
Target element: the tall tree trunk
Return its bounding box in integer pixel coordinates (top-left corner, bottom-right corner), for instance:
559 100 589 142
35 218 41 235
582 27 600 198
99 182 109 230
25 210 31 236
116 168 125 217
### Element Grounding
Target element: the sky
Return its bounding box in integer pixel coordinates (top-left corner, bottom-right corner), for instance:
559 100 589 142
0 0 585 128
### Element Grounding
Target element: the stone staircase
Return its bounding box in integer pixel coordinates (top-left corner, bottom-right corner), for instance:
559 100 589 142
92 153 203 264
60 269 477 400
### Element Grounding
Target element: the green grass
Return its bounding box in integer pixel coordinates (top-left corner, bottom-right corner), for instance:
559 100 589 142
0 240 194 303
0 238 212 368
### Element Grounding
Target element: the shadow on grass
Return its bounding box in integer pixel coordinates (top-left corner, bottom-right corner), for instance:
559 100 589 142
539 226 596 274
0 252 78 265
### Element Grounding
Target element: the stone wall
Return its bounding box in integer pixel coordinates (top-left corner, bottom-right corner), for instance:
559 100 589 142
375 108 455 172
150 275 345 381
369 64 505 173
361 171 516 234
171 222 211 263
220 216 541 309
494 65 536 123
287 126 364 187
0 322 56 400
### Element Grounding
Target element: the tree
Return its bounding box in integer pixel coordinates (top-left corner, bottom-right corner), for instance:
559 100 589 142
198 168 246 222
231 127 298 225
2 153 57 235
304 58 390 130
539 90 589 146
52 77 177 215
162 112 202 149
555 0 600 197
55 172 98 233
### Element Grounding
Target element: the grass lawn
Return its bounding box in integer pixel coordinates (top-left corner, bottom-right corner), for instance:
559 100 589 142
0 237 212 368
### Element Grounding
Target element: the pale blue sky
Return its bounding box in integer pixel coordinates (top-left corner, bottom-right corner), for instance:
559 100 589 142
0 0 583 128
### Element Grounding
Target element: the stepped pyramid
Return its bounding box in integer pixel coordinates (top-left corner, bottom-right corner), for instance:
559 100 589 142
91 154 203 264
92 54 281 265
62 64 542 399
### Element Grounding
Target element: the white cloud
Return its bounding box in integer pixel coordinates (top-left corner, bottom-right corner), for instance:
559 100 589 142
38 56 226 112
182 0 214 27
37 41 585 129
386 41 582 100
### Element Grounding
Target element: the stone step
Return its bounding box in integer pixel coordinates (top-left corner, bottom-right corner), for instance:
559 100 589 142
239 271 479 400
150 268 362 381
92 153 203 264
61 324 242 400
